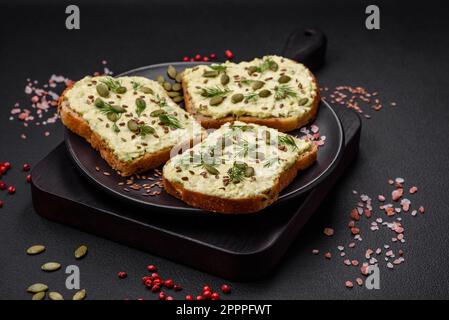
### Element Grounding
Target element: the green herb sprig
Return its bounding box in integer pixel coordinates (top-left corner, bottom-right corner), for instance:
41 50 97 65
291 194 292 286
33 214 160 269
209 65 227 73
278 135 298 150
200 86 231 98
159 114 183 129
263 157 280 168
274 85 297 100
227 162 246 183
100 77 123 93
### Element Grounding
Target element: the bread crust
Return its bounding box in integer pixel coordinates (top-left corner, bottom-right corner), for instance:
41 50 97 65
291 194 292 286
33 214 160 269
163 144 318 214
58 86 203 177
183 70 320 133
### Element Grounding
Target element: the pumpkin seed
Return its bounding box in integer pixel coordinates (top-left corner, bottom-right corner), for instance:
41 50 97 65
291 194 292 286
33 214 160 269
135 97 146 110
140 86 153 94
141 125 155 135
32 292 46 300
269 61 279 71
167 91 181 98
175 73 183 83
173 96 184 103
127 120 139 132
203 70 219 78
111 105 126 113
220 74 230 85
231 93 244 104
96 83 109 97
259 89 271 98
49 292 64 300
167 65 177 79
278 75 291 84
251 81 265 90
172 83 182 91
210 96 225 106
163 82 172 91
244 166 255 177
150 109 166 117
116 86 127 94
74 245 88 259
156 75 165 84
41 262 61 272
94 98 104 108
107 112 119 122
298 97 309 105
203 164 219 175
27 283 48 293
26 245 46 255
247 66 258 75
73 289 86 301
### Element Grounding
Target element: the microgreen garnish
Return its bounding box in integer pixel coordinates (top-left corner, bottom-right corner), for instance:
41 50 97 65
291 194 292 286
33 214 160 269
209 65 227 73
100 77 123 93
257 58 278 73
159 114 183 129
131 81 141 91
155 94 168 108
278 135 298 150
244 92 259 103
200 86 231 98
274 85 297 100
227 162 247 183
263 157 280 168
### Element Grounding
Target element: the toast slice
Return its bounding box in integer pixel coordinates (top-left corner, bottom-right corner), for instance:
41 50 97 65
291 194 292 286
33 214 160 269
182 55 320 132
163 121 317 214
58 76 205 176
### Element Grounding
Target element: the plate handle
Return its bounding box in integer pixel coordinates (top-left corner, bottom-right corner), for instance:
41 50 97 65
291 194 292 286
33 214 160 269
282 28 327 71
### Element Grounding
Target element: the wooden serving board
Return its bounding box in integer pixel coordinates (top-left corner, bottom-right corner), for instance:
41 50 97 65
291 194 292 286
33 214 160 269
30 106 360 281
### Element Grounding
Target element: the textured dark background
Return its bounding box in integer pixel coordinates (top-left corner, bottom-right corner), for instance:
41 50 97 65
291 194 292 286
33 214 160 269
1 0 449 300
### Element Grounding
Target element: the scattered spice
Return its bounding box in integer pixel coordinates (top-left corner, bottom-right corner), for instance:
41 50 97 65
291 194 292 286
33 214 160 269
323 228 334 236
320 85 397 118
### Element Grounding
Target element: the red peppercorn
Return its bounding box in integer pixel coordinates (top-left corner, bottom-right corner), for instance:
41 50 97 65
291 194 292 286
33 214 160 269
23 164 31 172
0 200 3 208
224 50 234 59
151 285 161 293
153 278 162 286
203 56 210 62
185 295 193 300
118 271 127 279
196 295 204 300
150 272 159 279
8 186 15 195
210 53 217 59
147 264 157 272
182 56 189 62
166 296 174 300
164 279 174 288
173 284 182 291
0 166 6 174
158 291 166 300
202 285 211 292
190 58 195 62
202 290 212 299
0 181 6 190
211 292 220 300
194 54 202 61
26 175 31 183
141 276 150 283
144 279 153 287
221 284 231 294
3 162 11 170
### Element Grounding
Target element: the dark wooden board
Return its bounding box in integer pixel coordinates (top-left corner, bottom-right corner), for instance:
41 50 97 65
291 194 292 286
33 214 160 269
30 106 360 281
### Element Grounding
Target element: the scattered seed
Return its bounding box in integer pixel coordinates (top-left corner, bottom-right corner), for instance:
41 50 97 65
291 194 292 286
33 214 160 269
74 245 88 259
49 292 64 300
27 283 48 293
32 291 46 300
345 281 354 288
73 289 87 300
41 262 61 272
27 245 46 255
323 228 334 236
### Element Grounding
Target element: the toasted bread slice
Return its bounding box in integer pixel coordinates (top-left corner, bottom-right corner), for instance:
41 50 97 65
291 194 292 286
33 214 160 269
58 76 205 176
182 55 320 132
163 121 317 214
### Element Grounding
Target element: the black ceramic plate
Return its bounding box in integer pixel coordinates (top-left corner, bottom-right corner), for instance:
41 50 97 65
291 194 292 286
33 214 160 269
65 62 344 214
